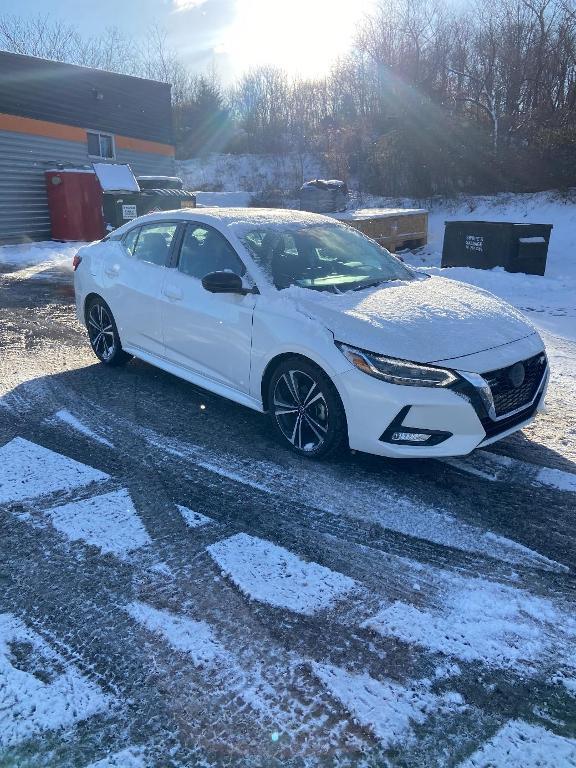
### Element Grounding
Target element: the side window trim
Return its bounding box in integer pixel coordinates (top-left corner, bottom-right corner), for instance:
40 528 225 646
122 226 141 256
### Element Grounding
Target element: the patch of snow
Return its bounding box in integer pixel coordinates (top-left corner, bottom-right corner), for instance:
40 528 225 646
207 533 356 615
362 576 576 669
0 241 81 269
553 675 576 697
0 437 109 505
46 489 151 556
176 504 213 528
536 466 576 493
126 602 224 666
311 662 463 748
457 720 576 767
444 449 576 499
53 410 115 448
85 747 146 768
0 613 111 748
149 562 173 578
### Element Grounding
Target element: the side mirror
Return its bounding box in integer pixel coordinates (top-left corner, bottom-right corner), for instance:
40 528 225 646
201 270 251 295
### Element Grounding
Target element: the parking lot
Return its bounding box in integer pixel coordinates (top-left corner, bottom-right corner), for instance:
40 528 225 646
1 257 575 767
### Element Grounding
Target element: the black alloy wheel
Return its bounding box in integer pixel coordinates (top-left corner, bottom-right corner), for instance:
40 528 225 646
268 357 347 458
86 298 131 366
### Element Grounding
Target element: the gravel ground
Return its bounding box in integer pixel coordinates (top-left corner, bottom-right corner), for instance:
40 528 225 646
0 259 575 768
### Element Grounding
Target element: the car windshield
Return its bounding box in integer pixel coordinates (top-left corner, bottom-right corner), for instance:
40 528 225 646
241 223 415 291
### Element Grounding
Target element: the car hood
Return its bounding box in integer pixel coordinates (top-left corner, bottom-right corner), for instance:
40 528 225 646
283 276 536 364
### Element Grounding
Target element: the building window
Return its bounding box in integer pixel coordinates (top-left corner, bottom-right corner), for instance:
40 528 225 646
87 131 115 159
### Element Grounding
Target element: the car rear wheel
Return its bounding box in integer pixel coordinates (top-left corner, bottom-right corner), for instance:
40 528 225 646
86 297 131 366
268 357 347 459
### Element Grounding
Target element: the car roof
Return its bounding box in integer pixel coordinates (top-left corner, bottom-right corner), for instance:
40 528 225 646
134 207 338 229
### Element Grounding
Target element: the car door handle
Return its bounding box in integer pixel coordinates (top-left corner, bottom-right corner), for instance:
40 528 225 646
105 265 120 277
163 287 183 301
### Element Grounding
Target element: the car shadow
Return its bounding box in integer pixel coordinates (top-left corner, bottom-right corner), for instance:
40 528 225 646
1 354 575 572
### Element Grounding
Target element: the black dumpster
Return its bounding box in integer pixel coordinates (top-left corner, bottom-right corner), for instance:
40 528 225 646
102 188 196 232
299 179 348 213
441 221 552 276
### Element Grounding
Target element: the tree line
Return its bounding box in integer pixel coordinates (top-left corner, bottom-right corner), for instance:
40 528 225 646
2 1 576 195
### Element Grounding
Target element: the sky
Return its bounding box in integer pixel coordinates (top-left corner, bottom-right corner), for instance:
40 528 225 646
4 0 377 81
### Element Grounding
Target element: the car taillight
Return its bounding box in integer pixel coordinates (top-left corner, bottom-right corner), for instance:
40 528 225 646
72 254 82 271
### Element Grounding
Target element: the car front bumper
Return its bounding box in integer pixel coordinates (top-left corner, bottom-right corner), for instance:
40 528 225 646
333 357 548 459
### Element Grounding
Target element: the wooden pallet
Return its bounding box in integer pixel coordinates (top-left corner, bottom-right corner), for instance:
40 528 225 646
332 208 428 252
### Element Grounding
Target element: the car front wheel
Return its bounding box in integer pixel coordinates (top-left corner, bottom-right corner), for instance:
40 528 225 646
86 297 131 366
268 357 347 459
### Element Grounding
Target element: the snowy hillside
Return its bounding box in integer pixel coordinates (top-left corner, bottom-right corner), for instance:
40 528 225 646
177 152 326 194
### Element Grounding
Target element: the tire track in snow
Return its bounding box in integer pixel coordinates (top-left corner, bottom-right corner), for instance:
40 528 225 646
443 449 576 494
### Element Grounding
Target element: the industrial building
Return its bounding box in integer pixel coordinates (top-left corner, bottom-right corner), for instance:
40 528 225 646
0 51 175 242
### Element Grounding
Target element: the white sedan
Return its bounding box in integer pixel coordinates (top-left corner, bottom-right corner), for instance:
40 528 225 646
73 208 548 459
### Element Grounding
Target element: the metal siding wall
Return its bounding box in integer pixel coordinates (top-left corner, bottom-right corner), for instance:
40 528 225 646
0 131 175 243
115 148 176 177
0 130 89 242
0 52 174 145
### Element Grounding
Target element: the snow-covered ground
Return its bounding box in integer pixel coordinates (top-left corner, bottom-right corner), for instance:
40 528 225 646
0 240 79 271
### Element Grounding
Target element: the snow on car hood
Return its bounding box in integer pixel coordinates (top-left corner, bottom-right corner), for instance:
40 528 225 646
282 276 536 363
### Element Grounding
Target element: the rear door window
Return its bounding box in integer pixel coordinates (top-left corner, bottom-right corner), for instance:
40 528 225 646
133 223 178 266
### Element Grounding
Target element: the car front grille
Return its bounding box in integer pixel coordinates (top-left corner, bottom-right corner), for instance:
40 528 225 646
483 352 547 417
480 399 540 441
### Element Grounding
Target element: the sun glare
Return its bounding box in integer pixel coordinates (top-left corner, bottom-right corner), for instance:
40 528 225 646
219 0 374 78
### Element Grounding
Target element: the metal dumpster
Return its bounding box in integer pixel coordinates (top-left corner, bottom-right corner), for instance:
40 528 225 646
441 221 552 276
299 179 348 213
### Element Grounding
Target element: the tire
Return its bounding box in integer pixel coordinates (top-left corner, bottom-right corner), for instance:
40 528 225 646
85 296 132 366
267 357 348 459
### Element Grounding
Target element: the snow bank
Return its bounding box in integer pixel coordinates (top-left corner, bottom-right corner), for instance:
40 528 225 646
0 241 81 269
391 191 576 342
195 191 252 207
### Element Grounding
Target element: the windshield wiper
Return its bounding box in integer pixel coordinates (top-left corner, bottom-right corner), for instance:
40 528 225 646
350 278 393 291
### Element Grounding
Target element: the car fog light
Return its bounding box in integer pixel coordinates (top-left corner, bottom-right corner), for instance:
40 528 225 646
391 431 429 442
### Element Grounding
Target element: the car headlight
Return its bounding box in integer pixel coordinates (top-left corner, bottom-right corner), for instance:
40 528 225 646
336 342 458 387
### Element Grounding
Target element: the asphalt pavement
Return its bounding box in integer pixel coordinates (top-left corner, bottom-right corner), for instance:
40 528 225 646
0 259 575 767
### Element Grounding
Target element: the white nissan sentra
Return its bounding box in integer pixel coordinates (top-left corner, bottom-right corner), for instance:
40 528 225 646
73 208 548 459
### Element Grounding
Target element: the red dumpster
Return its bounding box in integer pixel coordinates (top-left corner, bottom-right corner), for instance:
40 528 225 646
45 168 105 241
